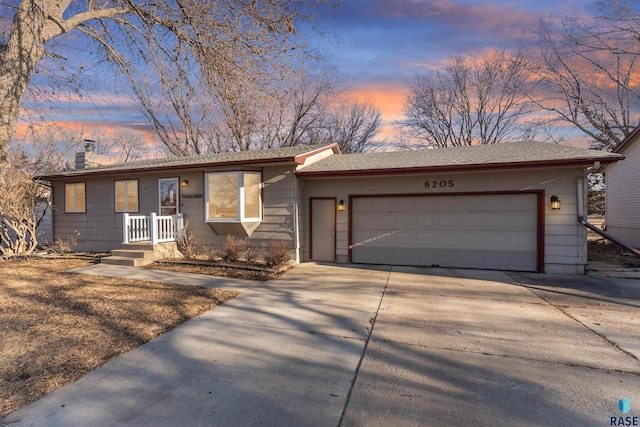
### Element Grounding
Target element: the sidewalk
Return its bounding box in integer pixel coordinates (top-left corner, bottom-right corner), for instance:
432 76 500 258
68 263 258 292
3 263 390 427
587 261 640 279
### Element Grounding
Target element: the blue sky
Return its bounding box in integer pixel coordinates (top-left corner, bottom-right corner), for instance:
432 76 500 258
14 0 591 144
309 0 586 138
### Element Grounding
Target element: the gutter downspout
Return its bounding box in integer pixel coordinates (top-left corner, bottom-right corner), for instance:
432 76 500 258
578 216 640 258
576 176 587 268
578 164 640 258
293 169 301 264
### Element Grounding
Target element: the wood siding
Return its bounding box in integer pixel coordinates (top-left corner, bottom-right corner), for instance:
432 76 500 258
51 165 300 258
606 138 640 247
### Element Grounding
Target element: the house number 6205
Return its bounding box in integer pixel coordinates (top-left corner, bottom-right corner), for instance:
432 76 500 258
425 180 454 189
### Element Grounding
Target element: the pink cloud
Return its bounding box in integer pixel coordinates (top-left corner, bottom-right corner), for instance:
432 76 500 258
15 120 158 150
374 0 540 40
341 83 412 141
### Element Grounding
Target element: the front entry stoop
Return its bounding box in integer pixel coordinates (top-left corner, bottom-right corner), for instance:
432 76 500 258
101 242 182 267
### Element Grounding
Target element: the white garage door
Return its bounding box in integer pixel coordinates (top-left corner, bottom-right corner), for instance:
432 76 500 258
352 194 538 271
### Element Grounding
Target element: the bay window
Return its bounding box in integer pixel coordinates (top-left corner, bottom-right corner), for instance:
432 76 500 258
205 172 261 222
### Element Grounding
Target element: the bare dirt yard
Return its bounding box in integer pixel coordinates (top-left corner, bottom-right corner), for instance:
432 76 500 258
0 258 238 418
587 215 640 269
588 239 640 268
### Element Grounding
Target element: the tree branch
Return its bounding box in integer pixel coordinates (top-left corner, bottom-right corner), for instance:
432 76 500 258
43 6 131 41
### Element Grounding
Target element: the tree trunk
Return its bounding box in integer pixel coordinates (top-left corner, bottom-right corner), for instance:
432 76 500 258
0 1 47 167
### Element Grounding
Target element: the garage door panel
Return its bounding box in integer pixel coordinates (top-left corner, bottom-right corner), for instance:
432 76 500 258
485 233 509 247
508 196 536 210
459 195 483 210
483 212 509 229
358 198 387 212
394 213 414 228
458 213 482 230
436 197 459 211
415 214 438 228
395 232 417 246
510 233 536 248
352 194 537 272
484 195 509 210
393 197 415 211
415 198 436 210
415 231 437 244
437 231 459 246
459 232 483 246
437 214 459 229
352 230 377 245
375 213 395 228
509 212 536 228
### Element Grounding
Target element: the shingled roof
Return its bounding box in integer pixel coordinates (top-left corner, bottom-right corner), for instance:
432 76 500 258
296 141 623 177
38 144 338 179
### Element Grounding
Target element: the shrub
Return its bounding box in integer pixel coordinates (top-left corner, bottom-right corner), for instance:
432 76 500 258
245 242 259 264
264 241 290 267
206 247 220 262
221 235 247 263
47 230 80 254
178 221 199 260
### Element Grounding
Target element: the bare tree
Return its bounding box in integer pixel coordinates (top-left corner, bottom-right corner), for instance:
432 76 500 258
401 49 539 148
0 146 49 256
197 54 342 152
307 99 382 153
27 125 85 171
531 0 640 151
0 0 336 166
109 130 149 162
121 38 215 156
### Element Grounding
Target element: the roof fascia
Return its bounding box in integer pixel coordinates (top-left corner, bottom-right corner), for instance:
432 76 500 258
613 125 640 153
38 144 340 180
296 157 623 178
293 143 340 164
38 156 301 180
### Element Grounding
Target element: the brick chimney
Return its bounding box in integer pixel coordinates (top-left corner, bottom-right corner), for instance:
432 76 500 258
75 140 110 169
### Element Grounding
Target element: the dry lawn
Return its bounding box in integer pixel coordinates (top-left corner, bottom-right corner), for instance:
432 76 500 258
588 239 640 268
0 258 238 418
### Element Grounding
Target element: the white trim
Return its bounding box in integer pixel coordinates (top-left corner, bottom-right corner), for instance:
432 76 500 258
204 171 262 222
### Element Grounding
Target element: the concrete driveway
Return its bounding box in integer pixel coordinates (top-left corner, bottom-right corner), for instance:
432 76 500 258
3 264 640 426
342 267 640 426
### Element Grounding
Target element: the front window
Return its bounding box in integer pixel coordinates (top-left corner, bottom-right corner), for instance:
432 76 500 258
115 180 138 212
65 182 86 213
206 172 261 221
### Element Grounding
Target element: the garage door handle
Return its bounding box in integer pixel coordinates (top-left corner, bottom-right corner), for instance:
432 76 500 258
331 228 335 236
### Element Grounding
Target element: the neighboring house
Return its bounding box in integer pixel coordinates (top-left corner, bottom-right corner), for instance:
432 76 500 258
35 197 53 244
1 186 52 249
602 126 640 248
37 141 621 274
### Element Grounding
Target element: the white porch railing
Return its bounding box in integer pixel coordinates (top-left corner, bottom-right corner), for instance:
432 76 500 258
122 212 184 245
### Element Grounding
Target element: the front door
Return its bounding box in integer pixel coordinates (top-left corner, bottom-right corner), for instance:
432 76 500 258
311 198 336 262
159 178 180 216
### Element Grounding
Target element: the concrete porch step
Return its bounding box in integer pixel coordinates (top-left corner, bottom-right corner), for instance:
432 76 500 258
101 256 154 267
111 249 155 260
102 241 181 267
121 242 155 251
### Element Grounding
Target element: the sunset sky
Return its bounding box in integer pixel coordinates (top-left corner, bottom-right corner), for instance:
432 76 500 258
14 0 591 147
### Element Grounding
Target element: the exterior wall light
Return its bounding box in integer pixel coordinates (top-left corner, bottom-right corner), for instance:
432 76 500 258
550 195 561 210
181 179 189 187
337 199 345 212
